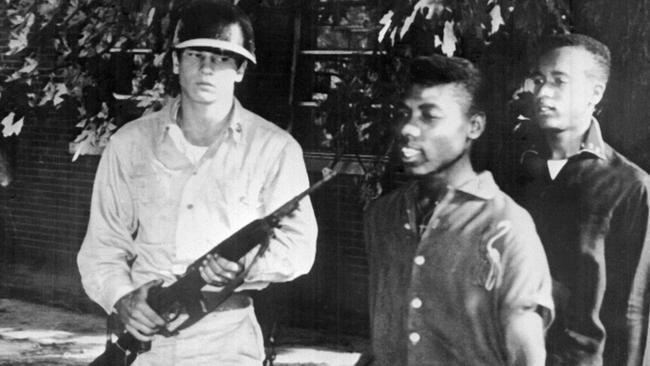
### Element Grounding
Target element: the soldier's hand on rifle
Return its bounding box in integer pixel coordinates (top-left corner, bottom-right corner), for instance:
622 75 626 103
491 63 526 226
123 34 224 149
115 279 167 341
199 253 244 287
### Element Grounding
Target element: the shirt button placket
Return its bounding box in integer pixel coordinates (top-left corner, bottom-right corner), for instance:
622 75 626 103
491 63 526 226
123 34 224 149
413 255 425 266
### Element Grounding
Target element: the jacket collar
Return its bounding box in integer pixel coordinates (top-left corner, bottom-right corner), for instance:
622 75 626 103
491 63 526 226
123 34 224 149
520 117 607 162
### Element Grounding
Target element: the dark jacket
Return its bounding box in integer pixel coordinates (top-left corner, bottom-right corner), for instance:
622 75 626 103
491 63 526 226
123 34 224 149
498 119 650 366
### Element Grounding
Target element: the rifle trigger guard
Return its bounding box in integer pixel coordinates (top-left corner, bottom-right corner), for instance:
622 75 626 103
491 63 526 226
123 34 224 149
159 327 180 338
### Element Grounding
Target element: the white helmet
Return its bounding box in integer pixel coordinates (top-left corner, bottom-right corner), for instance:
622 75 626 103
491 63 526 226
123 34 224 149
174 0 257 64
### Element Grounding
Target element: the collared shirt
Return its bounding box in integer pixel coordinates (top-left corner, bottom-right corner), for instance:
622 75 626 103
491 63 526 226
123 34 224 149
77 97 318 314
519 117 607 163
502 118 650 366
365 171 554 366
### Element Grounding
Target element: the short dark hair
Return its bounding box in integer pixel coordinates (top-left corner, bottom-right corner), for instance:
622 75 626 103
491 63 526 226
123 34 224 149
176 0 255 58
408 55 483 115
538 33 611 84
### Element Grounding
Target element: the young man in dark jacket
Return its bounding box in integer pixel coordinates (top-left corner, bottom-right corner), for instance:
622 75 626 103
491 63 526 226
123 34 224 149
500 33 650 366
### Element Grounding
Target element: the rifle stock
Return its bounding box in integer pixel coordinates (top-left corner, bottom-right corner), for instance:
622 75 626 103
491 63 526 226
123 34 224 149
88 171 336 366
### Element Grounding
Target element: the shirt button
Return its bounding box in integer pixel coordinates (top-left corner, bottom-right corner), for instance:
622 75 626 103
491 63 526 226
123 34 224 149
411 297 422 309
414 256 425 266
430 218 440 229
187 204 194 209
409 332 420 345
404 223 411 230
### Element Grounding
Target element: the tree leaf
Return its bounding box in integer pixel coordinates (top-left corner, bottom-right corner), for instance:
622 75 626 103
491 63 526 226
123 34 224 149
489 5 505 35
1 112 24 137
159 11 170 35
67 9 87 27
377 10 393 43
53 83 68 106
37 0 61 29
71 136 91 162
147 7 156 26
5 57 39 82
18 57 38 74
441 20 457 57
7 10 26 25
38 81 67 107
153 52 166 67
5 13 35 55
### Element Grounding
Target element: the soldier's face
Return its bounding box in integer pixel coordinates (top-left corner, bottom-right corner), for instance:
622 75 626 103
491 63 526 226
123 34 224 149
174 24 247 105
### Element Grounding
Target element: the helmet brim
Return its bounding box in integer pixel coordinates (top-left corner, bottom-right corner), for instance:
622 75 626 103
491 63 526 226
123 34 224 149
175 38 257 64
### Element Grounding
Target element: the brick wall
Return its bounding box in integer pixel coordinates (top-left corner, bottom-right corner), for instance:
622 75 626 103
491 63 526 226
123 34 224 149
0 3 373 340
0 113 98 308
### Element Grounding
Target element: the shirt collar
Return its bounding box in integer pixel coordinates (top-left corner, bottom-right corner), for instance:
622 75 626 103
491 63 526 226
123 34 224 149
520 117 607 162
163 96 246 145
454 171 500 200
578 117 606 159
154 97 247 170
404 171 499 203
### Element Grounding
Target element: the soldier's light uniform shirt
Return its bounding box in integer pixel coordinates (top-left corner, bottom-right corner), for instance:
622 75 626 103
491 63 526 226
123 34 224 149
77 97 317 365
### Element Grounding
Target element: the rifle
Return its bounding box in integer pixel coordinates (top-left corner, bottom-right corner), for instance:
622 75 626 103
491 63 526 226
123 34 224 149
89 170 337 366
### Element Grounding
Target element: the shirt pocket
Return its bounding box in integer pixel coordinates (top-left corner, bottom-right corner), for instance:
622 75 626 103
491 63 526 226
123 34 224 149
210 177 264 230
132 174 168 204
130 170 175 244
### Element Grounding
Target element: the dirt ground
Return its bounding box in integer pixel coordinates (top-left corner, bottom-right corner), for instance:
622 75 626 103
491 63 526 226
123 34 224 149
0 298 362 366
0 298 104 365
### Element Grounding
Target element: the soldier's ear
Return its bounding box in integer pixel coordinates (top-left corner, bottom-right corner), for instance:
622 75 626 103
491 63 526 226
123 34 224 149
468 112 486 140
234 60 248 83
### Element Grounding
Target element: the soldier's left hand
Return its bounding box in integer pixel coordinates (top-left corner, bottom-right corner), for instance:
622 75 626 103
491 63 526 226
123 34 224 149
199 254 244 286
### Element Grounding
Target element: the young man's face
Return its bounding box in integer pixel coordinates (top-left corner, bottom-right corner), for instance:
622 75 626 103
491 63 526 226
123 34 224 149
399 83 482 176
530 46 605 133
174 24 247 105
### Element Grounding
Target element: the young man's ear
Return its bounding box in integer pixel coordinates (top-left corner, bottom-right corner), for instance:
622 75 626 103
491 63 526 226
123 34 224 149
468 112 486 140
590 81 606 108
234 60 248 83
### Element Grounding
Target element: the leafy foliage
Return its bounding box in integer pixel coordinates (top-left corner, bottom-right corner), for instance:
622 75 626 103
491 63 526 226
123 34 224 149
305 0 570 203
0 0 571 166
0 0 181 160
310 0 571 150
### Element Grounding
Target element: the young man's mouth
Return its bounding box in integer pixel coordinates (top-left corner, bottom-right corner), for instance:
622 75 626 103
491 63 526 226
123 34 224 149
401 146 421 162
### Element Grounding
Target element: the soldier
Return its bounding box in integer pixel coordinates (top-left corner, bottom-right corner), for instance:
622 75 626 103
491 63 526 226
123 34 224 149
77 1 317 365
